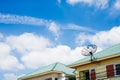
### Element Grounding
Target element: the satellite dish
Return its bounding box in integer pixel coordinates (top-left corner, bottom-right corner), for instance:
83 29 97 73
81 44 97 61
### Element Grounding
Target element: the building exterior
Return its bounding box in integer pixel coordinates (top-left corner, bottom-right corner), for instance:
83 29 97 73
69 43 120 80
18 62 75 80
18 43 120 80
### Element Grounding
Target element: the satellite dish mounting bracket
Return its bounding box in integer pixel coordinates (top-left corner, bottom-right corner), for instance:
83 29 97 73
90 52 95 62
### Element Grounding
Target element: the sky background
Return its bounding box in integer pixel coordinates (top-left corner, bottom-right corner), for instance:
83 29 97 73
0 0 120 80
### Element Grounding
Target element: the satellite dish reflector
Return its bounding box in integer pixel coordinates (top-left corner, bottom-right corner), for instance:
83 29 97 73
81 44 97 61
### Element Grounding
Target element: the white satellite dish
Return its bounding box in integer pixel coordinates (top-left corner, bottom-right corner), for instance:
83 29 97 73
81 44 97 61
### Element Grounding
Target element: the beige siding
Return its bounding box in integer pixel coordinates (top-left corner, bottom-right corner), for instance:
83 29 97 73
96 65 107 79
75 56 120 80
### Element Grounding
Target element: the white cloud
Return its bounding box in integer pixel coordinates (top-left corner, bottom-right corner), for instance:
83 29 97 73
0 43 10 55
5 33 84 69
0 13 99 40
6 33 52 54
63 24 97 33
57 0 61 4
0 43 24 70
66 0 92 5
0 55 24 70
48 22 60 40
94 0 108 9
109 0 120 16
0 33 3 39
66 0 109 9
0 13 60 38
76 32 92 46
21 45 84 69
0 13 48 26
3 73 24 80
76 26 120 49
114 0 120 10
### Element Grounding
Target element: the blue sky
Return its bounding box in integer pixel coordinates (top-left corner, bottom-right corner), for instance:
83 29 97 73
0 0 120 80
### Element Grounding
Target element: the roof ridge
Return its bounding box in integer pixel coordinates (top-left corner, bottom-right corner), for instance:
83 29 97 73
51 62 58 71
21 62 59 77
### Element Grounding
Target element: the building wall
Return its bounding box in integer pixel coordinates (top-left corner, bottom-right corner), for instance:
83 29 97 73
23 73 66 80
75 56 120 80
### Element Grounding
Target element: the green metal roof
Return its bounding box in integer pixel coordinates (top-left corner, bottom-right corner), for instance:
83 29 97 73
69 43 120 66
18 62 75 80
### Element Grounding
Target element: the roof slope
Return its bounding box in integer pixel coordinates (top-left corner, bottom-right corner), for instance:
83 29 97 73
69 43 120 66
18 62 75 80
53 62 75 75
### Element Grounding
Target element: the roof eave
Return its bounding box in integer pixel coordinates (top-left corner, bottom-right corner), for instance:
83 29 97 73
18 71 62 80
69 53 120 68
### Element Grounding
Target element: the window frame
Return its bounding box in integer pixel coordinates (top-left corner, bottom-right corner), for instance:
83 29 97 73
89 68 96 80
114 63 120 77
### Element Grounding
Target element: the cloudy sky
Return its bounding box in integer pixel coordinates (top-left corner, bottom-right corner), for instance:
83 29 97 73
0 0 120 80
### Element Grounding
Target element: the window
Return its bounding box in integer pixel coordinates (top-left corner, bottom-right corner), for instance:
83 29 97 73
79 70 90 80
55 78 58 80
68 77 76 80
106 64 114 78
90 69 96 80
45 78 52 80
115 63 120 76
